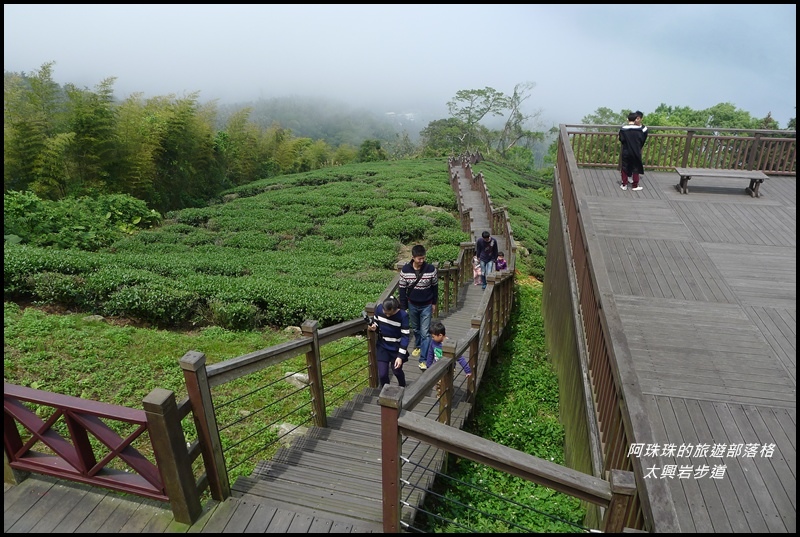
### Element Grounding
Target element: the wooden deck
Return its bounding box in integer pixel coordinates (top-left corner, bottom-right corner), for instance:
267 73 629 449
4 165 507 533
578 167 796 532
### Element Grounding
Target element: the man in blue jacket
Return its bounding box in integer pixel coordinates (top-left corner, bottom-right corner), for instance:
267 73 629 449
398 244 438 370
476 231 498 290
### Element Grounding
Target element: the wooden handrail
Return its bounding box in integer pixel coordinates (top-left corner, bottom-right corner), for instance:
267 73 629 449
564 125 796 175
379 385 637 533
4 382 203 524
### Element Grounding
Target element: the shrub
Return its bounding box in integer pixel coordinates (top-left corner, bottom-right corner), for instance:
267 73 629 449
30 272 85 308
3 191 161 251
372 214 429 243
103 284 199 326
205 300 263 330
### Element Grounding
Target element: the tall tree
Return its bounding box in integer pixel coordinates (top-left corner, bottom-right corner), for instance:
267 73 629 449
496 82 543 157
4 62 66 192
110 93 167 200
419 118 468 157
447 87 508 151
581 107 628 126
215 107 265 187
59 78 117 196
356 140 388 162
150 93 218 212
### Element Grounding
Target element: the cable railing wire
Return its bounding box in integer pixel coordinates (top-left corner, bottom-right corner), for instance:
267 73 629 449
320 337 367 363
213 368 310 411
403 454 592 533
322 349 368 377
403 470 587 533
226 400 315 472
218 381 309 432
325 377 370 409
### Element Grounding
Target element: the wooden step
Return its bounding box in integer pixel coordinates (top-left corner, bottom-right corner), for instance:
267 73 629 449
234 474 384 524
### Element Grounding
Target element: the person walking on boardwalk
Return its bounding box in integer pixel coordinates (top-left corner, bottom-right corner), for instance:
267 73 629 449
398 244 438 370
366 296 410 389
472 254 482 285
424 321 472 398
619 111 648 191
476 231 498 290
495 251 508 271
424 322 472 377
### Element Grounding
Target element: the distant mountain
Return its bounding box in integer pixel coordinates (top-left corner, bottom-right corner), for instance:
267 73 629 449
216 96 431 147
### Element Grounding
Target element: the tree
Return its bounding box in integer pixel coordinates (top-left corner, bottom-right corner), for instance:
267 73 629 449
299 139 332 171
356 140 388 162
332 144 358 165
581 107 627 126
149 93 218 212
386 131 418 160
419 118 468 157
59 78 117 196
496 82 544 157
109 93 166 200
215 107 266 187
447 87 508 151
4 62 66 193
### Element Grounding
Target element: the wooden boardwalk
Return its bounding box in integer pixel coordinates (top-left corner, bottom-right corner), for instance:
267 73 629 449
577 168 796 533
4 164 506 533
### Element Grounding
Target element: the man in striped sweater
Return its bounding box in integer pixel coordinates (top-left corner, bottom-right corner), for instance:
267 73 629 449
398 244 438 370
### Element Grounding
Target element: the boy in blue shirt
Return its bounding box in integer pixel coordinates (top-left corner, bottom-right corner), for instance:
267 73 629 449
425 321 472 377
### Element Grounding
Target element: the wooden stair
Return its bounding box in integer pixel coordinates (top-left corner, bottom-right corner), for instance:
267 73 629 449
231 386 472 530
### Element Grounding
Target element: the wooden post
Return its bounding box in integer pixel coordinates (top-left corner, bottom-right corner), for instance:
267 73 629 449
746 133 762 171
4 450 28 485
302 320 327 428
379 385 404 533
441 261 451 313
486 275 496 348
143 388 203 525
365 303 379 389
180 351 230 500
461 242 474 285
602 469 637 533
681 130 695 167
467 333 478 405
440 341 456 426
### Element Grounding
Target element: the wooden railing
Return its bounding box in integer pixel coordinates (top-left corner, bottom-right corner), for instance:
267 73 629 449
379 385 636 533
566 124 796 176
377 261 640 533
548 125 681 532
3 382 204 524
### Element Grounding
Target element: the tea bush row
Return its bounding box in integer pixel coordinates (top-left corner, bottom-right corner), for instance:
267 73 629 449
472 161 552 280
5 160 470 329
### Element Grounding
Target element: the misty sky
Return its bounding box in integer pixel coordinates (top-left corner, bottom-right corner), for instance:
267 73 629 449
4 4 797 129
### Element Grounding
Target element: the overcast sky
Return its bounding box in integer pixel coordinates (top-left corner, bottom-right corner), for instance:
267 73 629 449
4 4 797 129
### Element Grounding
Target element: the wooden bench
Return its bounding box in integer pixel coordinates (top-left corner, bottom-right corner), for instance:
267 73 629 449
674 167 769 197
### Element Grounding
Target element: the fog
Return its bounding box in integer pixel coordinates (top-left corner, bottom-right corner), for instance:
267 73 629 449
4 4 797 129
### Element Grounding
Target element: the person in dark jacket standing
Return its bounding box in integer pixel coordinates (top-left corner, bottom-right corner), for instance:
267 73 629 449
367 296 410 389
476 231 498 290
398 244 438 370
619 111 648 191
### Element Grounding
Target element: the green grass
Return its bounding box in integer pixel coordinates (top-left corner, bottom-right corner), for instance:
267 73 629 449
419 278 586 532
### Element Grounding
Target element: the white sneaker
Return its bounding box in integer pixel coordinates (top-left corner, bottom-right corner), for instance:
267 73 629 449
632 185 643 191
620 184 628 191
